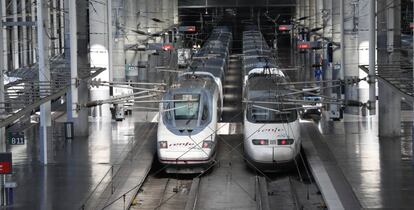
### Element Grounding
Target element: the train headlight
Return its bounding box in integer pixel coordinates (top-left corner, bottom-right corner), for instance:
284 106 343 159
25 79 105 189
252 139 269 145
202 141 213 149
159 141 168 149
278 139 294 145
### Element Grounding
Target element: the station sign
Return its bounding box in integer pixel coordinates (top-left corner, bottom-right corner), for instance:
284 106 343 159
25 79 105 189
278 25 292 31
162 44 174 51
7 132 25 145
297 41 322 50
0 153 12 174
297 42 311 49
178 26 196 32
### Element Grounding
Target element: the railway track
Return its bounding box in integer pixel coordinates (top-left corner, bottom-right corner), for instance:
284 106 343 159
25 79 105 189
127 53 326 210
256 155 327 210
129 174 194 210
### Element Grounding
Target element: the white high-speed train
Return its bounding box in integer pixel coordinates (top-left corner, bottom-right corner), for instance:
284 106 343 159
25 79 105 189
157 27 232 173
242 28 302 172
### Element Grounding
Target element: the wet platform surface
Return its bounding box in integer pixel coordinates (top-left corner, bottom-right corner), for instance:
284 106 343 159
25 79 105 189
307 113 414 209
5 112 157 210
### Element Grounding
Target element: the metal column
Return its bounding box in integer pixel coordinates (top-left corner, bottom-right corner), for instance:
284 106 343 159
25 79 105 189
37 0 52 164
368 0 376 115
1 0 7 70
377 0 401 136
0 0 6 153
339 0 345 81
22 0 28 66
68 0 78 120
31 0 37 63
89 0 110 117
107 0 113 84
52 0 59 55
112 5 126 83
342 0 360 115
59 0 65 54
74 0 90 136
12 0 19 69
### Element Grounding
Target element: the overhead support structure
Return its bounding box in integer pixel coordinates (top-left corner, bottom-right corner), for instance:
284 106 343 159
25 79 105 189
37 0 52 164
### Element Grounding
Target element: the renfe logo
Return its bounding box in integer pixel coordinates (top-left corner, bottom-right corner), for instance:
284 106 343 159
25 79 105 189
169 142 195 147
257 128 282 133
256 128 288 138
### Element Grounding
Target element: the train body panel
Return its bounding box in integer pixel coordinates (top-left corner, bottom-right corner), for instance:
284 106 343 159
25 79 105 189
243 116 301 164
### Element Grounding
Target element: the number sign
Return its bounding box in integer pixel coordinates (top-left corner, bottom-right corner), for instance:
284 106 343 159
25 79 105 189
7 132 25 145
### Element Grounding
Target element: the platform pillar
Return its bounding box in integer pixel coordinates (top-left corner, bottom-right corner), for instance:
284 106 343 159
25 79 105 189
37 0 52 164
341 0 360 115
378 82 401 137
124 0 137 82
368 0 376 115
111 1 124 82
107 0 113 85
67 0 79 123
65 0 89 137
377 0 401 137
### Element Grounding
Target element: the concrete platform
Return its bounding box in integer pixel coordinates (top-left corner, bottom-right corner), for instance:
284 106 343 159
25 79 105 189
302 113 414 209
3 113 157 210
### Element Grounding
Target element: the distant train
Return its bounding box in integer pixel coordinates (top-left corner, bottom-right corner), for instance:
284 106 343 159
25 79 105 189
157 27 232 173
242 28 302 172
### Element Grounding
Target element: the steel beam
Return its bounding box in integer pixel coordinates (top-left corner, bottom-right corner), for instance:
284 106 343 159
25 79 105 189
0 88 67 129
2 21 36 27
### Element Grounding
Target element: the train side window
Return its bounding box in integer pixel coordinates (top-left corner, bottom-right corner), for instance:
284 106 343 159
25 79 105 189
165 103 172 120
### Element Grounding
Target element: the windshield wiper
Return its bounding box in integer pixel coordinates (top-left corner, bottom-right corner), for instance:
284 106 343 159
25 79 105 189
185 113 197 125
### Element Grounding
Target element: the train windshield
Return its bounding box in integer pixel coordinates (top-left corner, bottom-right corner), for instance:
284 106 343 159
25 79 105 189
247 104 297 123
174 94 200 120
163 93 211 129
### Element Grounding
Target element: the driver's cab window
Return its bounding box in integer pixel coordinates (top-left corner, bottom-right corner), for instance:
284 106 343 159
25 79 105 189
174 94 200 120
